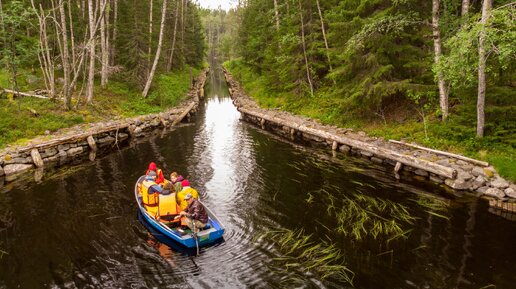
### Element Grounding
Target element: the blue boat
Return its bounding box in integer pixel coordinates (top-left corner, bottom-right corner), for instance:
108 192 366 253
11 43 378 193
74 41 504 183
135 176 225 249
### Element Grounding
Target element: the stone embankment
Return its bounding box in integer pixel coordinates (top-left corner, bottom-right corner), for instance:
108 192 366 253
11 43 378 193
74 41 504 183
223 69 516 214
0 68 209 184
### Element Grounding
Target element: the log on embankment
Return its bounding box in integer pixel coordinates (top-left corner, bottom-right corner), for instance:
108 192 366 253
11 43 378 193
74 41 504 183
223 68 516 214
239 107 456 179
2 89 49 99
0 68 210 185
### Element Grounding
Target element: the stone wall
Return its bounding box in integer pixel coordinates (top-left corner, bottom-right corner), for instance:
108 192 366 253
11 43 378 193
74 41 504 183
223 69 516 214
0 68 209 184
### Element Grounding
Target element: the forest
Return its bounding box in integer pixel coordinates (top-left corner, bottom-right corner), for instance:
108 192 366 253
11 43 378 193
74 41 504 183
204 0 515 181
0 0 205 147
0 0 515 180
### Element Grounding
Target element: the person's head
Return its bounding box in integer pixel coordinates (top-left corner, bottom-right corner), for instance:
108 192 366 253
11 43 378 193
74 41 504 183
148 162 157 172
162 182 173 194
181 179 190 188
184 193 194 203
146 170 157 180
170 172 178 182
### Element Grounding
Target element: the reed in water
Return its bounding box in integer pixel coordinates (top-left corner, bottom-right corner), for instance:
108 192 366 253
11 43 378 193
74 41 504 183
255 228 354 286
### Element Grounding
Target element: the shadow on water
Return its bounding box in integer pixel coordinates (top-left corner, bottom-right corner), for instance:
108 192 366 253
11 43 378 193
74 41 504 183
0 65 515 288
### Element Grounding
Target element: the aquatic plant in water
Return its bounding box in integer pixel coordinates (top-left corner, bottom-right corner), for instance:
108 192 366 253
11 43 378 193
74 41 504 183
255 228 354 286
312 187 416 242
410 195 450 220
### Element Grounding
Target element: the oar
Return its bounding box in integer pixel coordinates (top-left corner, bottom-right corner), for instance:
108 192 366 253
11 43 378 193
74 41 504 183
174 214 200 256
192 222 199 256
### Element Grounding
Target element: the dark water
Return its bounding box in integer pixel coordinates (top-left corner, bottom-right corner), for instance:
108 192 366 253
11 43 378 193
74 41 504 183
1 67 515 289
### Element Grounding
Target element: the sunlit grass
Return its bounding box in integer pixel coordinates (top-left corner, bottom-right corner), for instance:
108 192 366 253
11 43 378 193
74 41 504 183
255 228 354 286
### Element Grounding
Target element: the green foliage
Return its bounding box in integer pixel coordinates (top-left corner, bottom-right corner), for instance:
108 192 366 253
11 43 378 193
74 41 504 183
436 7 516 89
0 67 200 148
148 68 200 107
0 0 38 90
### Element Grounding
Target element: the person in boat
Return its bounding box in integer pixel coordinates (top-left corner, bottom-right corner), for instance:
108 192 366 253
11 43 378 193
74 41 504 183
141 171 162 216
161 182 174 195
146 162 165 184
177 193 208 233
176 179 199 210
170 172 184 193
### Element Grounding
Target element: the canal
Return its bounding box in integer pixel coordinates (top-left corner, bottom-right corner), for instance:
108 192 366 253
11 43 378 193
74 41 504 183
0 66 515 289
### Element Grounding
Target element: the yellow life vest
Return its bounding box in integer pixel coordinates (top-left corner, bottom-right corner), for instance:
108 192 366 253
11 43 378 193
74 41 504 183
176 187 199 210
142 179 160 207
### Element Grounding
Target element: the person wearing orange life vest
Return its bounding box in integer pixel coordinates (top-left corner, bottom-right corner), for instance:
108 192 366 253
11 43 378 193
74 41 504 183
146 162 165 184
141 171 163 216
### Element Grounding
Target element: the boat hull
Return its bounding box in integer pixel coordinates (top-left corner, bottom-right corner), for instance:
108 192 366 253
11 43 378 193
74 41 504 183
135 176 225 248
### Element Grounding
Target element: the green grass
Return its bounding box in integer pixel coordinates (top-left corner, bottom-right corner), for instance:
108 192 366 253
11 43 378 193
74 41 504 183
0 67 201 149
224 59 516 182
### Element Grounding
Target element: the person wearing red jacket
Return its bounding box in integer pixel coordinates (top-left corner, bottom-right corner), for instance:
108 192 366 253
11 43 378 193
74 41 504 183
146 162 165 184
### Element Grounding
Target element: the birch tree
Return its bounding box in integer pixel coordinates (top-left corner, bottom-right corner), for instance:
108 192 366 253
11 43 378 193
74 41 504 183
110 0 117 65
31 1 56 98
477 0 492 138
100 0 109 87
166 0 180 71
315 0 332 73
142 0 168 98
273 0 280 33
147 0 153 73
432 0 448 120
58 0 72 109
461 0 469 16
86 0 96 103
298 0 313 97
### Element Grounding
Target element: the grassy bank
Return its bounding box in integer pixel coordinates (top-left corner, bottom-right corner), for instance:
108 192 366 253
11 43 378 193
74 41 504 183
0 67 200 149
224 59 516 182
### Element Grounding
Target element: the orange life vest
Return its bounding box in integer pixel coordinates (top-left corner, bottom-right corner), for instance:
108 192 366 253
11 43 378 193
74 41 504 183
141 179 159 207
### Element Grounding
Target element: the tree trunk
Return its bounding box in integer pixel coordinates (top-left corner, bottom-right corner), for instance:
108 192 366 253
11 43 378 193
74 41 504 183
68 0 76 76
86 0 96 103
111 0 118 65
166 0 180 71
0 0 4 39
432 0 448 121
298 0 314 97
142 0 168 98
315 0 332 73
461 0 469 16
100 0 108 87
477 0 492 138
31 1 56 99
58 0 72 109
273 0 280 32
148 0 153 74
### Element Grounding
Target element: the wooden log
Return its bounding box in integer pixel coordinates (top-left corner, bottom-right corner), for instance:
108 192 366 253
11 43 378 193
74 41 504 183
3 89 49 99
332 141 338 151
394 162 403 173
239 107 457 179
389 139 489 167
87 135 97 152
31 149 44 168
171 102 196 126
